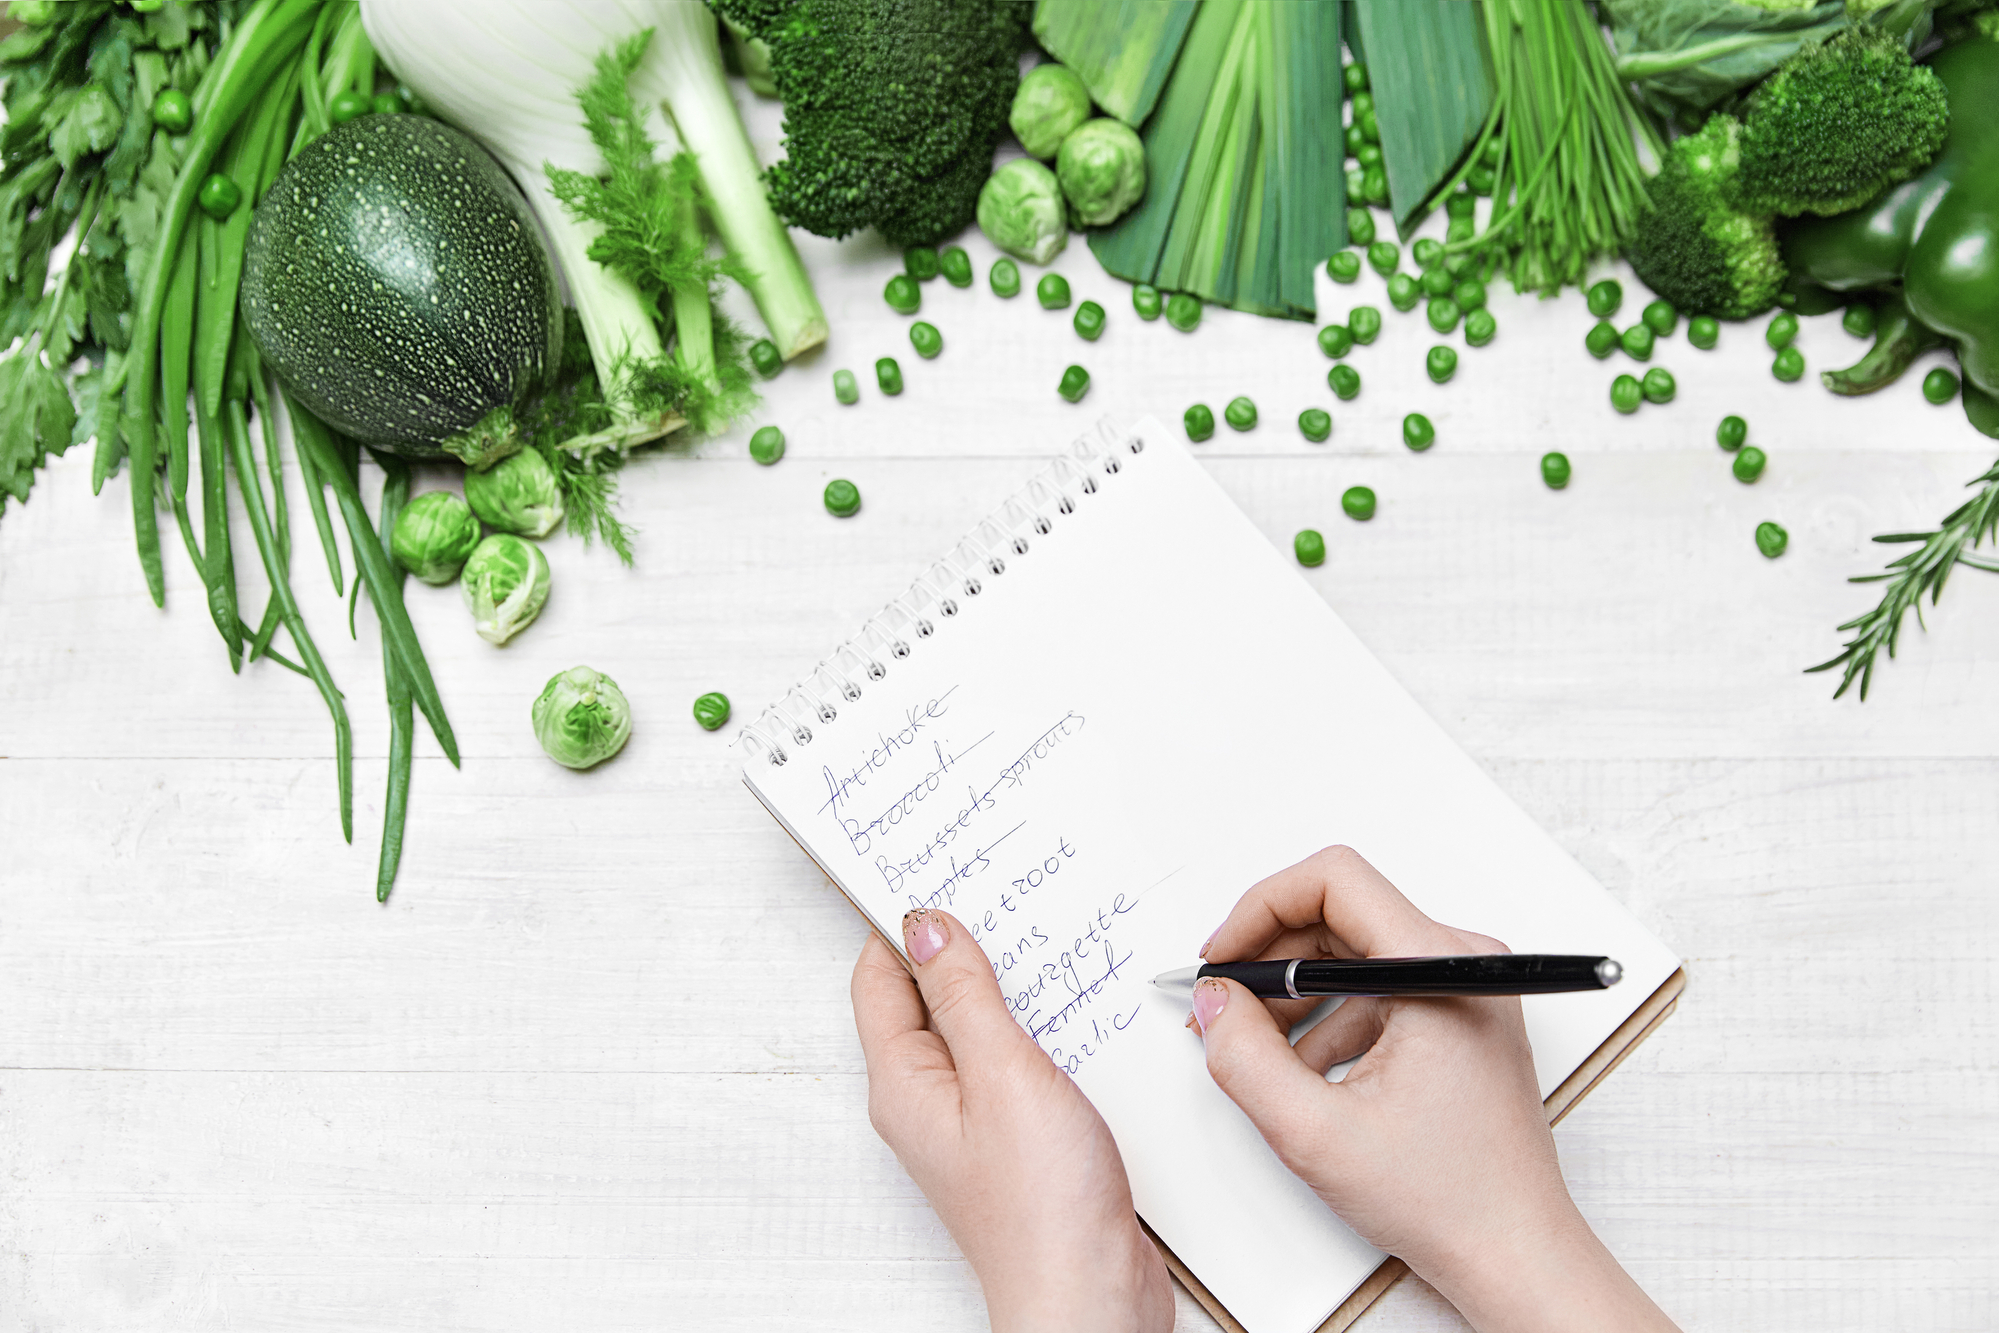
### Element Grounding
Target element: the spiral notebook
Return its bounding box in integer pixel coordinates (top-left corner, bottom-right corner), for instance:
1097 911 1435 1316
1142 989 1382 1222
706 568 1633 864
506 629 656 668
739 417 1684 1333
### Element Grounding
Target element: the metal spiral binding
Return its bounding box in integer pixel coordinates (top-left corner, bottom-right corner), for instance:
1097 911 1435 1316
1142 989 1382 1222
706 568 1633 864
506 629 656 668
738 415 1146 767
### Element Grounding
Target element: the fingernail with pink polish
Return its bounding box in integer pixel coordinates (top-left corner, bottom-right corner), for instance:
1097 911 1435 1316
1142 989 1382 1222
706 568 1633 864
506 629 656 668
1199 923 1223 959
903 909 948 964
1191 979 1227 1034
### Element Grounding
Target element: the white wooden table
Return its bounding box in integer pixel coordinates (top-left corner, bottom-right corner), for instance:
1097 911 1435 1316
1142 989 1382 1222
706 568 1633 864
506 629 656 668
4 86 1998 1331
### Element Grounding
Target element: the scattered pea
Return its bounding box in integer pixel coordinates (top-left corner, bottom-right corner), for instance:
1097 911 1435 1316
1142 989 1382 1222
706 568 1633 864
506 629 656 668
329 89 372 124
1772 346 1805 381
1346 208 1377 247
1621 323 1654 361
749 338 783 378
1464 308 1497 347
1402 412 1436 451
1299 408 1333 443
990 258 1021 298
1346 165 1367 200
884 273 921 314
1357 142 1384 169
832 369 859 404
1346 124 1369 158
1352 90 1375 120
1318 324 1354 359
1388 273 1421 312
1716 415 1748 451
1037 273 1071 310
1225 396 1258 430
1688 315 1720 350
1482 139 1503 167
749 425 785 465
876 357 903 394
1755 521 1788 558
1133 283 1162 319
1586 279 1622 319
1427 297 1462 335
1166 292 1202 331
151 87 192 133
1452 278 1487 312
1541 451 1572 489
1343 61 1369 93
1923 367 1961 404
909 321 943 358
904 246 939 282
823 478 862 517
1445 190 1477 220
1733 445 1767 483
1426 346 1458 383
1765 311 1799 350
1445 217 1475 246
1073 300 1106 341
1358 108 1380 145
1642 300 1678 338
1466 163 1495 195
1842 304 1876 339
1348 306 1382 344
1585 320 1620 359
1342 485 1376 521
1419 267 1454 299
1413 238 1445 270
1642 367 1676 404
1328 365 1362 400
1327 250 1363 284
1184 403 1215 442
939 246 973 287
692 691 732 731
1058 364 1091 403
197 172 241 220
1367 240 1400 276
1611 373 1643 414
1294 528 1326 567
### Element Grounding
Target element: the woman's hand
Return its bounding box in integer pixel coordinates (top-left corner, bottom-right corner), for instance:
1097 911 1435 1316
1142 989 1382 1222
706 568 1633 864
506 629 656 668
852 907 1174 1333
1192 846 1679 1333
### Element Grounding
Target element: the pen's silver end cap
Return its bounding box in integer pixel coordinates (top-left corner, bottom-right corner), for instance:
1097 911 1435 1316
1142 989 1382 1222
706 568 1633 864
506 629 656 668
1596 958 1623 988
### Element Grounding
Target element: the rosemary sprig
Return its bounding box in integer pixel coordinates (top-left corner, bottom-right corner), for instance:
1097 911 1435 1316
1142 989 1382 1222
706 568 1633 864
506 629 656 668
1808 454 1999 699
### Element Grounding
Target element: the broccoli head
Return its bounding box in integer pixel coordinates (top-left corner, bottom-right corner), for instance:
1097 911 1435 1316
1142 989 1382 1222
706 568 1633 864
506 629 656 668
1734 25 1949 217
1627 114 1788 319
710 0 1025 248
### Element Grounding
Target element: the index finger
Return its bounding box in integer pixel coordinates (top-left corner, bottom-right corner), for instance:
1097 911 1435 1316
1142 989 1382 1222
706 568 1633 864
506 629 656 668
1203 845 1460 965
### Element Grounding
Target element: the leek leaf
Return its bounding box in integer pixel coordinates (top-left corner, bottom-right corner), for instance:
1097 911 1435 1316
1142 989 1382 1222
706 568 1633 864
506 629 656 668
1353 0 1495 236
1030 0 1198 127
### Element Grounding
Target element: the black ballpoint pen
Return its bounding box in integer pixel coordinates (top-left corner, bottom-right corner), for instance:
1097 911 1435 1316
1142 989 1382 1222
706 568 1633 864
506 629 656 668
1150 954 1623 1000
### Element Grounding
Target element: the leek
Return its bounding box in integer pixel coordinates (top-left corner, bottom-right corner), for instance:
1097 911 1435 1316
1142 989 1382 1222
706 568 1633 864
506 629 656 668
1351 0 1495 235
1029 0 1198 127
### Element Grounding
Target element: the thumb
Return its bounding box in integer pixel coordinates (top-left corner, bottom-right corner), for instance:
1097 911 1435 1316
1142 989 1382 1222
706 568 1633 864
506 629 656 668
1192 979 1346 1161
901 908 1038 1074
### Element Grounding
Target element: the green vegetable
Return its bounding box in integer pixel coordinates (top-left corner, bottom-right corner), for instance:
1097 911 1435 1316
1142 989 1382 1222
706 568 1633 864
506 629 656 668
1319 325 1355 359
1368 241 1401 276
750 339 784 378
461 532 551 645
1586 321 1621 359
1924 367 1962 403
1058 363 1091 402
905 247 940 282
1058 118 1147 227
1733 444 1768 483
1328 365 1362 400
1755 520 1789 559
1420 268 1455 299
372 93 403 116
1843 304 1877 338
1328 251 1364 284
1540 451 1571 490
1642 367 1677 404
1225 396 1258 430
329 88 372 124
1299 408 1333 443
990 258 1022 297
1184 402 1216 441
1612 373 1643 413
1349 306 1382 344
1717 414 1748 451
1427 298 1462 334
1294 528 1326 567
1347 208 1377 247
824 478 862 516
1388 273 1421 311
153 87 193 133
1411 239 1441 272
1403 412 1436 450
1465 308 1497 346
1166 292 1202 331
1426 345 1457 383
1038 273 1073 310
833 369 860 404
465 448 565 538
1689 315 1720 349
1360 164 1389 207
1348 0 1495 230
1073 301 1106 341
749 424 786 464
978 158 1069 264
1445 190 1476 220
1345 61 1370 93
1587 280 1623 318
885 274 922 315
692 691 733 731
1134 283 1163 319
1766 311 1800 349
1011 63 1091 159
1452 279 1487 312
197 169 242 220
1625 114 1785 319
1029 0 1196 125
1603 0 1853 122
532 666 632 770
1622 324 1655 361
1773 346 1806 380
1642 300 1678 337
392 492 483 585
910 321 944 358
940 246 974 287
876 357 904 395
1341 485 1376 520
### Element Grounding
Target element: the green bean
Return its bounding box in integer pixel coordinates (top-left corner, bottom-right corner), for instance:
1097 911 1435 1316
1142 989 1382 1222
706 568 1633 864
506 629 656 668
1642 367 1677 404
1541 452 1572 490
1367 241 1400 276
160 222 199 518
1058 364 1090 402
1318 324 1354 359
990 258 1021 297
876 357 903 395
1073 300 1106 341
372 456 414 902
1765 311 1799 350
1388 273 1420 311
1688 316 1719 349
1642 300 1677 338
1464 308 1497 347
884 273 920 314
1341 486 1376 521
291 418 344 595
1328 364 1361 400
1327 250 1362 284
1733 445 1767 483
1621 323 1654 361
1037 273 1071 309
1587 280 1622 318
192 376 242 668
940 246 973 287
1427 298 1461 334
1133 283 1162 319
1298 408 1332 443
1772 346 1805 381
1923 367 1960 404
909 321 943 358
1716 414 1748 451
1426 346 1457 383
1754 521 1788 558
1294 529 1326 567
1184 403 1215 442
833 369 859 404
1348 306 1381 344
1611 374 1643 413
1402 412 1435 451
1585 320 1619 359
904 246 939 282
1224 396 1257 430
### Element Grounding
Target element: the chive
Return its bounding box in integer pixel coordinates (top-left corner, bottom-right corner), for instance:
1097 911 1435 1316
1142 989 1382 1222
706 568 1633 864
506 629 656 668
372 456 415 903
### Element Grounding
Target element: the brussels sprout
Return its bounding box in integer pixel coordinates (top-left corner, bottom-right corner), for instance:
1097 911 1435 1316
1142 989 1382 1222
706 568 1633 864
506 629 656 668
460 533 550 646
532 666 632 770
1056 118 1146 228
390 491 482 585
1010 63 1092 160
977 159 1068 265
464 448 564 538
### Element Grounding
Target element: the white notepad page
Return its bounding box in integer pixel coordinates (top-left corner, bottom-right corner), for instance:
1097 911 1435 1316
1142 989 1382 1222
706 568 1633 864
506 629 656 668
740 417 1681 1333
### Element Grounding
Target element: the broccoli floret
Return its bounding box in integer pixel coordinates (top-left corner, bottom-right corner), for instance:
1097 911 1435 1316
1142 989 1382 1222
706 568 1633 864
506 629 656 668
1734 26 1949 217
710 0 1025 248
1626 114 1787 319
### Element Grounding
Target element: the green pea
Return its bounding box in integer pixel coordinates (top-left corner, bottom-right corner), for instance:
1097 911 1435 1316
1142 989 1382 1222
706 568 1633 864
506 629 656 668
1328 364 1362 400
1466 163 1495 195
876 357 903 394
1420 267 1454 299
1445 190 1477 220
329 89 372 124
1413 238 1445 270
1621 323 1654 361
1402 412 1436 451
1733 446 1767 483
939 246 973 287
990 258 1021 298
909 321 943 359
1359 108 1380 144
1585 321 1620 359
824 478 862 517
1225 395 1258 430
749 338 783 379
1166 292 1202 331
1482 138 1502 168
1346 124 1368 158
1716 415 1748 451
1343 61 1369 93
1541 451 1572 490
1923 367 1961 404
1073 300 1106 341
1299 408 1333 443
1294 528 1327 568
1327 250 1363 284
749 425 785 465
1765 311 1799 350
1452 279 1486 312
1348 306 1382 344
151 87 192 133
1842 304 1876 338
1346 165 1366 200
904 246 940 282
832 369 859 404
692 691 732 731
1688 316 1720 350
1037 273 1071 310
1184 403 1215 442
884 273 921 315
1464 308 1497 347
1133 283 1162 320
1346 208 1376 247
1387 273 1421 312
1341 485 1376 521
1586 280 1622 319
1445 217 1475 245
1426 346 1458 383
1642 367 1676 404
1357 142 1384 169
1772 346 1805 382
1318 324 1354 359
1058 364 1091 403
1610 374 1643 414
1427 297 1462 335
1367 241 1400 276
197 172 241 220
371 92 404 116
1755 521 1788 559
1351 90 1375 120
1642 300 1677 338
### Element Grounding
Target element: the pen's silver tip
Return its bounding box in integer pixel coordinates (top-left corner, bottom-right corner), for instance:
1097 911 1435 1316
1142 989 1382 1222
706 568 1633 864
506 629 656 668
1595 958 1623 987
1152 965 1201 990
